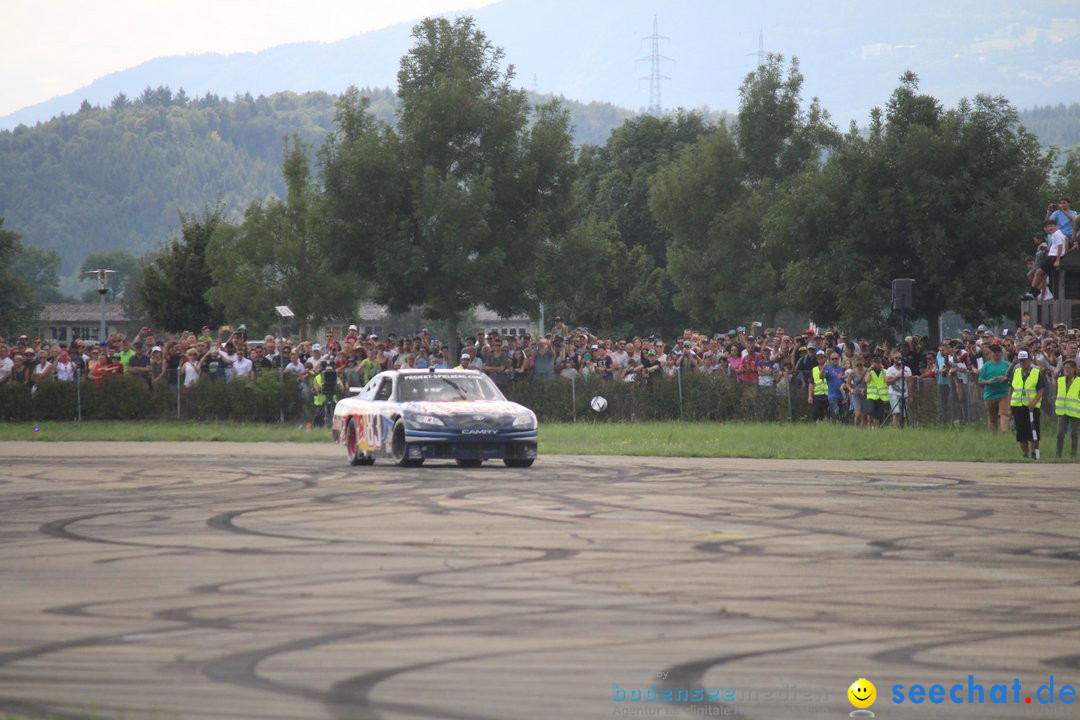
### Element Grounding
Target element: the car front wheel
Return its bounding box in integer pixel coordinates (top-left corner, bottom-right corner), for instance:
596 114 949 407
391 420 423 467
503 458 535 468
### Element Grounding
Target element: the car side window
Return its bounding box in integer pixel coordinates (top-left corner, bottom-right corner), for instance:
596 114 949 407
355 379 373 401
374 377 393 401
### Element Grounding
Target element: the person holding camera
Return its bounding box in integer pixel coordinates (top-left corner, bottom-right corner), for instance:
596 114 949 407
199 342 231 381
885 352 915 427
1046 196 1077 251
310 353 339 427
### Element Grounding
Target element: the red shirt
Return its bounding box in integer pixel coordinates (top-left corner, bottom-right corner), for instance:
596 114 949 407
739 353 761 383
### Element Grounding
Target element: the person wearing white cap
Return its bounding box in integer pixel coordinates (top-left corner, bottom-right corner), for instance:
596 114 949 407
307 344 324 374
1010 349 1045 459
453 353 472 371
884 350 914 426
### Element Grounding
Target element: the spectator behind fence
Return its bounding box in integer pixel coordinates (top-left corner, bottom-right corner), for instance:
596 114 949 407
885 351 915 427
0 345 12 385
532 338 555 380
232 348 254 380
808 350 829 422
181 349 201 390
54 350 76 382
127 342 152 389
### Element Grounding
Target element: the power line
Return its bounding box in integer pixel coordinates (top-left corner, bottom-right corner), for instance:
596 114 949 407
637 15 673 115
746 28 766 68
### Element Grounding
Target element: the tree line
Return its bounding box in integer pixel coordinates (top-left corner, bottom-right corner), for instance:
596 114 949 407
3 16 1078 343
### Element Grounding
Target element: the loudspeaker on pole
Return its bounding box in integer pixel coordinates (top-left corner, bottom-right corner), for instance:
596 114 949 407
892 278 914 310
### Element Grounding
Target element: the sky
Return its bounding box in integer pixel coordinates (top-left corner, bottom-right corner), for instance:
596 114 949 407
3 0 498 118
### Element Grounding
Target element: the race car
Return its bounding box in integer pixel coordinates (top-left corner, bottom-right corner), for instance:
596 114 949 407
331 368 538 468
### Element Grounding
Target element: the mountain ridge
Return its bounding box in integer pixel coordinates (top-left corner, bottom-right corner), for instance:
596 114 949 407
5 0 1078 131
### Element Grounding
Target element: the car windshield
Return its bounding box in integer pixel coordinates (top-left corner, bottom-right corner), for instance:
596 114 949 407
398 374 505 402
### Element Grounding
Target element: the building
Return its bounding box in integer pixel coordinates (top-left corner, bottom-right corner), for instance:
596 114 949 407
1021 251 1080 327
324 303 536 341
34 303 138 344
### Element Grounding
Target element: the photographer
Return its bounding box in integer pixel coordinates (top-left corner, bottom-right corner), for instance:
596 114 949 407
885 352 915 427
199 342 231 381
1045 196 1077 251
311 354 339 428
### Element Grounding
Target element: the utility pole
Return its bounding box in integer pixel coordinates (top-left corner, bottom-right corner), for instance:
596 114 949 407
638 15 672 115
746 29 766 68
86 269 117 343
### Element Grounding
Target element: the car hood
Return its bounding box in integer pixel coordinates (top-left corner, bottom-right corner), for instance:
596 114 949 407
402 400 529 417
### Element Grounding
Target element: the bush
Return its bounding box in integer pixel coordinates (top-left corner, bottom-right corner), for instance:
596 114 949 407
0 373 304 422
504 373 804 423
0 370 990 426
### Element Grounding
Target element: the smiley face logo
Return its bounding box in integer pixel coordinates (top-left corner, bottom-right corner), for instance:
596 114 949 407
848 678 877 709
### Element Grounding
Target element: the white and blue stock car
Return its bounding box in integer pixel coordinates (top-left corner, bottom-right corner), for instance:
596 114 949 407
332 368 538 468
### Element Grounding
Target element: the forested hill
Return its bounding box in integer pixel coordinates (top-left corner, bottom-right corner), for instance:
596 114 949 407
1 84 1073 277
1018 103 1080 150
0 87 631 273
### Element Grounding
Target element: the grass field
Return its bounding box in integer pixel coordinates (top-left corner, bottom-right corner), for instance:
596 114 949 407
0 420 1071 462
0 420 331 443
540 421 1066 462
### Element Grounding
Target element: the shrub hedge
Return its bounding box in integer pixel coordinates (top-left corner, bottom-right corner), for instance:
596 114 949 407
0 374 304 422
0 371 973 426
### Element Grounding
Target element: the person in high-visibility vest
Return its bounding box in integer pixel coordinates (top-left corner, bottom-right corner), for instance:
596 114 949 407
806 350 829 422
311 357 338 428
1010 349 1045 460
1055 359 1079 459
865 355 889 428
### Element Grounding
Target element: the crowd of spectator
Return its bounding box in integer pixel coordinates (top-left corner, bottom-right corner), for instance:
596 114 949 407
3 189 1080 462
1 315 1078 458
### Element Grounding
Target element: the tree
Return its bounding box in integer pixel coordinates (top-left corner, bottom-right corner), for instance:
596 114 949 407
78 249 141 303
9 244 67 303
777 73 1052 341
320 17 575 344
1055 145 1080 198
651 125 763 326
537 218 665 337
133 205 225 332
563 112 707 334
0 218 39 337
650 55 836 328
207 136 360 337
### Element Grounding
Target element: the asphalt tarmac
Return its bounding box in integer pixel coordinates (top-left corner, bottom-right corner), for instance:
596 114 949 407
0 442 1077 720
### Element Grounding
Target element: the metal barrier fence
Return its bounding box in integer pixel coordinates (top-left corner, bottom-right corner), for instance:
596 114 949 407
0 372 304 423
0 368 1065 426
503 369 1066 427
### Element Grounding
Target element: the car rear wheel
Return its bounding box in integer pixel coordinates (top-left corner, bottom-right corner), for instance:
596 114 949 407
391 420 423 467
455 459 483 468
503 458 535 468
347 419 374 466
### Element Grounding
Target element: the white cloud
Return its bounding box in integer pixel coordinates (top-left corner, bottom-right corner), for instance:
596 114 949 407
860 43 892 59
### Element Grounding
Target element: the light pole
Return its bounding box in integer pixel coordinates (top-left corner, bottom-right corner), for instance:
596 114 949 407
86 269 117 343
275 306 295 423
